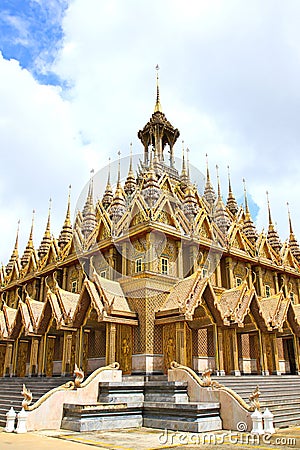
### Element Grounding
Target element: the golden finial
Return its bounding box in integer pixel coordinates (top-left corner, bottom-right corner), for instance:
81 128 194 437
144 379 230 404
205 153 210 181
227 166 232 193
186 147 190 179
266 191 272 225
243 178 249 214
287 202 293 235
129 142 133 172
154 64 162 113
117 150 121 185
216 165 221 199
29 209 35 241
46 198 52 235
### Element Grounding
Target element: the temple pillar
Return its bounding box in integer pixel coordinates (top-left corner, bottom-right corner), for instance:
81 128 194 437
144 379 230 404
11 339 19 376
38 335 47 376
0 344 6 377
29 338 39 377
16 340 28 377
62 332 75 376
108 248 115 280
62 267 68 290
175 322 192 367
225 257 234 289
4 343 13 377
45 336 56 377
106 323 117 365
116 324 132 374
274 273 279 294
254 266 263 297
260 332 270 376
215 326 225 376
176 241 183 278
121 243 128 276
215 262 222 288
293 335 300 375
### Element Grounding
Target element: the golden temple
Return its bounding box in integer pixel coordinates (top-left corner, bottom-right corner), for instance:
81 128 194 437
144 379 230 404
1 72 300 380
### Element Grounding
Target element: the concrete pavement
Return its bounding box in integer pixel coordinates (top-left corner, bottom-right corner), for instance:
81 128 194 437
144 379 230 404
1 426 300 449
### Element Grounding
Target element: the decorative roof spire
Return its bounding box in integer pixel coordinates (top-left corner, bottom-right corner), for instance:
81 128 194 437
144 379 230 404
226 166 238 216
287 202 300 261
214 165 230 235
102 158 114 209
110 151 126 223
142 149 161 208
183 183 198 221
124 143 136 196
38 199 52 258
6 220 20 273
203 154 216 206
242 179 258 243
58 185 73 249
82 170 97 238
154 64 162 113
180 141 189 190
266 191 281 253
21 210 35 267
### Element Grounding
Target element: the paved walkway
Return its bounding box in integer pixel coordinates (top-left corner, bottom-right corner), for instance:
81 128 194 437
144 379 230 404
1 426 300 449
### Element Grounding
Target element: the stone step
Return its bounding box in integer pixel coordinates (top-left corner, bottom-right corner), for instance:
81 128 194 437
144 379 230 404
61 403 143 432
143 401 222 432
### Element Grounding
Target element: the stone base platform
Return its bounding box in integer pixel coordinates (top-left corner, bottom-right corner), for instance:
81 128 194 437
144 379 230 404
143 401 222 432
61 403 143 432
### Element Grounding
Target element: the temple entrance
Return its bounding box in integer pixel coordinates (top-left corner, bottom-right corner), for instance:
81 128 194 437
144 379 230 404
87 324 106 373
192 327 215 373
283 338 297 374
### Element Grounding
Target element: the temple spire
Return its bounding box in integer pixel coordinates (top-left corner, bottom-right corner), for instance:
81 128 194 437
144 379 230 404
226 166 238 216
124 143 136 196
102 158 113 209
266 191 281 253
154 64 162 113
6 220 20 273
21 210 35 267
214 165 230 235
266 191 272 226
38 199 52 258
287 202 300 261
242 179 258 243
82 170 97 238
180 141 189 190
110 151 126 223
203 154 216 207
58 185 73 249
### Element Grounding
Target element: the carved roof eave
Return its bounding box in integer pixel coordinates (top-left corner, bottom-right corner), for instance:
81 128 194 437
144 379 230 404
249 294 271 332
287 303 300 336
3 305 18 337
46 289 66 329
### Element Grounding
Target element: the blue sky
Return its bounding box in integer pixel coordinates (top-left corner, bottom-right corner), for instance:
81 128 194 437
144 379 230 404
0 0 299 262
0 0 67 85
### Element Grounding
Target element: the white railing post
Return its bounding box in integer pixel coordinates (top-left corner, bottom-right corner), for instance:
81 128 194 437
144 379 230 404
251 408 264 434
5 407 16 432
16 408 28 433
263 408 275 434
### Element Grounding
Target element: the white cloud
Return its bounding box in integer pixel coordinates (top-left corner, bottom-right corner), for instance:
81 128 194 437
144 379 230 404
2 0 300 262
0 53 90 261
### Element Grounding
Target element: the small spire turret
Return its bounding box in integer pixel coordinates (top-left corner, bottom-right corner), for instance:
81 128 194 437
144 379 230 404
287 202 300 260
214 165 230 235
242 179 258 243
124 143 136 196
110 152 126 222
102 158 114 209
21 210 35 267
82 170 97 238
226 166 238 216
180 141 189 191
58 186 73 248
38 199 52 258
6 221 20 274
266 191 281 253
154 64 162 113
203 154 216 206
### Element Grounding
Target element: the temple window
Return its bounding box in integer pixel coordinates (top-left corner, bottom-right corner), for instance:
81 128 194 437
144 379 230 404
236 277 242 287
265 285 271 297
100 270 106 278
290 292 295 304
71 280 78 293
135 258 142 273
161 257 169 275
